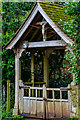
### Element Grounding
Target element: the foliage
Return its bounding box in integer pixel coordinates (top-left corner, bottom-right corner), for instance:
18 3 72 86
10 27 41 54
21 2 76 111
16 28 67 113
67 116 78 120
2 2 34 84
2 3 80 117
61 2 80 84
2 88 23 119
2 2 79 86
2 101 23 119
2 109 23 119
2 2 34 118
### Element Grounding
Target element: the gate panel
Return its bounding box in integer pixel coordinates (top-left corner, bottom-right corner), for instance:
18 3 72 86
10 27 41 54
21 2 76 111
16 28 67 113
62 102 70 118
24 99 29 113
19 84 71 118
47 102 54 118
37 101 43 118
55 102 62 118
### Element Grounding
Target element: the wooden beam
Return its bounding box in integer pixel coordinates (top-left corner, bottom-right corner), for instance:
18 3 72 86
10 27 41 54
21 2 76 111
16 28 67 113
5 3 72 50
7 80 10 113
38 3 72 45
15 56 19 109
21 27 33 41
19 80 24 114
24 40 66 49
13 55 21 115
30 29 39 41
43 84 47 119
19 58 21 80
43 53 49 88
37 34 42 41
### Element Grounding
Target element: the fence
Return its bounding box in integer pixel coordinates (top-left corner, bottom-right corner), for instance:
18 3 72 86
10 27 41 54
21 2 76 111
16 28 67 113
19 80 71 118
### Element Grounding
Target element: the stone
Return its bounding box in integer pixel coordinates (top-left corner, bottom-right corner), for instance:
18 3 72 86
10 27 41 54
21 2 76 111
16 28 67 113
72 105 76 113
71 81 75 86
13 108 18 115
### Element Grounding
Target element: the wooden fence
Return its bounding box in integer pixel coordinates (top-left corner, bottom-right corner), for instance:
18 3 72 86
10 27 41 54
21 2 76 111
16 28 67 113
19 81 71 119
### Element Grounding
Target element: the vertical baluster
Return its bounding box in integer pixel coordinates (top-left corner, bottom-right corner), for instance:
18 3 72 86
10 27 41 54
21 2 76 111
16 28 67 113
53 90 56 117
29 88 31 97
38 84 40 97
43 84 46 119
36 89 37 115
60 90 63 118
29 88 31 114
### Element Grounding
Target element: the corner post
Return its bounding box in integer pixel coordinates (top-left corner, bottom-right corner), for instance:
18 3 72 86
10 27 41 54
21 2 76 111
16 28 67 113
43 52 49 88
13 49 22 115
19 80 24 114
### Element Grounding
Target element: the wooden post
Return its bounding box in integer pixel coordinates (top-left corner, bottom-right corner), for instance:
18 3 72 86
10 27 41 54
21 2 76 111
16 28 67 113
13 55 21 115
29 88 31 114
31 52 34 97
19 80 24 114
53 90 56 117
43 54 49 88
68 84 71 117
60 90 63 118
7 80 10 112
19 58 21 80
43 84 47 119
73 73 76 85
38 84 40 97
36 89 37 115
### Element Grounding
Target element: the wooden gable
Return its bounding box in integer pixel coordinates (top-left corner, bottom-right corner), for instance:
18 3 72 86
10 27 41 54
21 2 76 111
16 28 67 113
5 2 72 50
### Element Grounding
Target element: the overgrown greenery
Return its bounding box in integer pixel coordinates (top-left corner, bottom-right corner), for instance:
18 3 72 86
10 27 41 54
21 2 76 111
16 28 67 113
2 2 34 118
67 116 78 120
61 2 80 84
2 2 34 83
2 2 80 118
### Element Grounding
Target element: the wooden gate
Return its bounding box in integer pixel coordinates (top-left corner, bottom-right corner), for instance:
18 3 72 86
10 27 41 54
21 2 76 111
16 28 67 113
19 81 71 119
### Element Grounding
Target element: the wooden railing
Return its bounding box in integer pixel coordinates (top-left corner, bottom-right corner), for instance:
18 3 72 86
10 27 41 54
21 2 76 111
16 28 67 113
19 85 71 101
19 81 71 119
21 85 70 101
24 81 46 87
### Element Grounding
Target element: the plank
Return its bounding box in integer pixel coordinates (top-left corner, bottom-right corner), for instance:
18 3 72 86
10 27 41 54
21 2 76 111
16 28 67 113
23 97 43 100
23 40 66 49
7 80 10 112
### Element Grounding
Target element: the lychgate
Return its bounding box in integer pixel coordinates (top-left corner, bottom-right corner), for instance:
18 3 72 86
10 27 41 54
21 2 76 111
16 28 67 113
5 2 79 119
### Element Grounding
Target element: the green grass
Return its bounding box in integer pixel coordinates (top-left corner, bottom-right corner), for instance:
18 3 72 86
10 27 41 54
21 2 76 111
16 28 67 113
67 116 78 120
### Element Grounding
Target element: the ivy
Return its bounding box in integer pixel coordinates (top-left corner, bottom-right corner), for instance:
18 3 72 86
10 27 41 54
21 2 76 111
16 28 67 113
2 2 34 84
61 2 80 84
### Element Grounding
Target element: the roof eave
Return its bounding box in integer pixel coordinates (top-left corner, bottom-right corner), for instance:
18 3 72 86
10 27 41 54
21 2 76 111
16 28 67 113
4 2 73 50
4 2 38 50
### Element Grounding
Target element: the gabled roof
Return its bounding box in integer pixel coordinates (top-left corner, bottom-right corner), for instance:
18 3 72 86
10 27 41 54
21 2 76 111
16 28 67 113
5 2 72 50
40 2 72 29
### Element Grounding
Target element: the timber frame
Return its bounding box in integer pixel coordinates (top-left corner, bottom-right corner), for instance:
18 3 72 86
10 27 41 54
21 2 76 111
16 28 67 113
5 2 80 118
5 2 72 50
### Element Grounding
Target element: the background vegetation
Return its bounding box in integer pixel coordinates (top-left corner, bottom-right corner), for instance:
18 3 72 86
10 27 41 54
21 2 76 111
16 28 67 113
2 1 80 118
